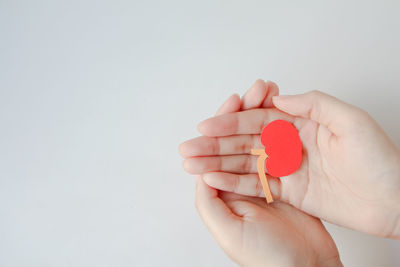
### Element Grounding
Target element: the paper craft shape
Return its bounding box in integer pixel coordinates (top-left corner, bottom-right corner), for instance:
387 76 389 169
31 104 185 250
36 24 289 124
251 119 302 203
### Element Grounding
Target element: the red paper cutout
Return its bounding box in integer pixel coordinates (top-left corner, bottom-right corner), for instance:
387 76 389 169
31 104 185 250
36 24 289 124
261 120 302 177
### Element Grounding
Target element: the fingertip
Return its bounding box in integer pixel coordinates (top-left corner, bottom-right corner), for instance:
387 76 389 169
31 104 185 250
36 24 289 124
261 81 280 108
178 141 188 157
182 159 189 172
197 120 207 135
202 172 217 187
197 114 235 137
182 158 196 174
241 79 268 110
265 80 279 90
231 93 240 102
227 93 241 112
178 138 203 158
195 174 219 205
253 78 266 86
253 79 266 91
233 94 241 103
215 93 241 116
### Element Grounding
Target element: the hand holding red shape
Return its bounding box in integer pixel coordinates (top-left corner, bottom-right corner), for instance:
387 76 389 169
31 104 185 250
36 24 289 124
251 120 302 203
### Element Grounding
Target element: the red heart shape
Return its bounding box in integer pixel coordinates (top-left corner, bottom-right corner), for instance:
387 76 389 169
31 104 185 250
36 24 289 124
261 120 302 177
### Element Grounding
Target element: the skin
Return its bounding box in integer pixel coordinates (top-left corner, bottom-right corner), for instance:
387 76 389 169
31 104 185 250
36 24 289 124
180 80 344 267
181 83 400 240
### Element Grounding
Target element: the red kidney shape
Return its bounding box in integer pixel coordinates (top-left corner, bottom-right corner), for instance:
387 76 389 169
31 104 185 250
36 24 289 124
260 120 302 177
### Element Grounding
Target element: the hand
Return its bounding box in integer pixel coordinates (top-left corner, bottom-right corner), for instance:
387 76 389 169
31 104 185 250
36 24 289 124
194 176 341 267
181 81 400 239
181 80 342 267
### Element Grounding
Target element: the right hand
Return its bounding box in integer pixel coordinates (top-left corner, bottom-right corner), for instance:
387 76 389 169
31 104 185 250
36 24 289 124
181 87 400 239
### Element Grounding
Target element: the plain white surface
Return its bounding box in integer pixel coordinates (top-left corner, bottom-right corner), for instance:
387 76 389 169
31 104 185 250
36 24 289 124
1 0 400 266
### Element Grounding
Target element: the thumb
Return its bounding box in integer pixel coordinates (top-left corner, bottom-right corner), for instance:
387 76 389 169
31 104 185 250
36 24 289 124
194 175 241 251
272 90 360 135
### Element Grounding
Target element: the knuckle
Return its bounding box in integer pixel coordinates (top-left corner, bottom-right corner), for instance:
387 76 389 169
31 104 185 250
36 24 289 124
238 137 252 153
255 178 263 197
241 156 252 172
238 142 248 153
252 134 261 148
352 107 370 120
347 107 374 129
209 137 219 155
310 98 322 121
233 175 241 193
232 199 260 215
308 89 323 97
305 90 324 122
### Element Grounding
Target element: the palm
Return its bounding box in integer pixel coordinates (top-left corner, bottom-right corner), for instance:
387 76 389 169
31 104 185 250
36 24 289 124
182 106 400 238
181 82 400 267
198 184 340 267
287 116 400 237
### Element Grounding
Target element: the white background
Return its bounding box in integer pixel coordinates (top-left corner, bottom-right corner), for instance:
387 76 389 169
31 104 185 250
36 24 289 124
1 0 400 266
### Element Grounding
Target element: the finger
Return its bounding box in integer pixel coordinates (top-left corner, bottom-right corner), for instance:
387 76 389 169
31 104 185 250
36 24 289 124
261 81 279 108
219 191 268 218
241 79 279 110
203 172 282 200
272 90 359 135
215 93 241 116
194 175 241 248
198 108 294 137
219 191 268 208
183 155 257 174
178 134 261 158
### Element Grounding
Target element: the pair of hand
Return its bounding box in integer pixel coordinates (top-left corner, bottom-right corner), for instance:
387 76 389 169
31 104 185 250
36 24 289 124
179 80 400 267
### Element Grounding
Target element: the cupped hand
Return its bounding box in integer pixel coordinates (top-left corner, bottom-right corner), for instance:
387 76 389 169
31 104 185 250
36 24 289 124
194 175 341 267
180 80 400 239
181 80 342 267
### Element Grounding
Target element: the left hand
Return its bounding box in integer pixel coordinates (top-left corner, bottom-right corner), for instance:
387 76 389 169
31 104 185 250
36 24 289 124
194 175 341 267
